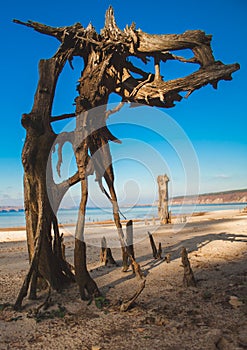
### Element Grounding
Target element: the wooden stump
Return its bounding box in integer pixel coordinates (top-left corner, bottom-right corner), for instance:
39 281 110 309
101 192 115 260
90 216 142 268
100 236 117 266
148 231 158 258
126 220 135 272
181 247 196 287
157 242 162 259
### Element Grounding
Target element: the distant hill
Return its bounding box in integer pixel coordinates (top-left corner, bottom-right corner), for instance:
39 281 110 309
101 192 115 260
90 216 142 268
172 188 247 205
1 189 247 213
0 206 24 213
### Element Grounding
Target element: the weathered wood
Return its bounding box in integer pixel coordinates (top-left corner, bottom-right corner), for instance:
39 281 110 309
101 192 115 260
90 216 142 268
14 228 43 310
148 231 158 258
14 6 238 306
157 174 170 224
100 236 107 263
157 242 162 259
165 253 171 263
126 220 135 272
100 236 117 266
181 247 196 287
120 280 146 312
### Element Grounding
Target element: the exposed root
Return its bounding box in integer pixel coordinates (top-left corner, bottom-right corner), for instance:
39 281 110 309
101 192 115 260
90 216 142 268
120 279 146 312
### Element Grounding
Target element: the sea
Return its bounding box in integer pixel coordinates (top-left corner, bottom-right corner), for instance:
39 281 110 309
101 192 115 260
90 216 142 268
0 203 246 229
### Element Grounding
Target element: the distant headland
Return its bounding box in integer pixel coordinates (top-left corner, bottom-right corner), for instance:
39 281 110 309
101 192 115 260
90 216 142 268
171 188 247 205
1 188 247 213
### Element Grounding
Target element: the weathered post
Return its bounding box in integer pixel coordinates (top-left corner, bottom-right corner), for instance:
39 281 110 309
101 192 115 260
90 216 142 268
157 174 170 224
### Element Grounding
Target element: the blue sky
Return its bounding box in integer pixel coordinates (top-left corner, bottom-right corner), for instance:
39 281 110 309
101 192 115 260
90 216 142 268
0 0 246 207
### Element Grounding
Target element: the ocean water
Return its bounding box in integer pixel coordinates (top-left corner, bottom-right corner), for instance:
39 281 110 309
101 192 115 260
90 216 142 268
0 203 246 228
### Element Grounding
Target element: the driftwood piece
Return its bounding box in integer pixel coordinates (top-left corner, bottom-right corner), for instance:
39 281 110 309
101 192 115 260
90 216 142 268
120 279 146 312
181 247 196 287
129 256 143 280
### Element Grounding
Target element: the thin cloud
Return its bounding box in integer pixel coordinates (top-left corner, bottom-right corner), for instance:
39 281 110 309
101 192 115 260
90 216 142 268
213 174 232 179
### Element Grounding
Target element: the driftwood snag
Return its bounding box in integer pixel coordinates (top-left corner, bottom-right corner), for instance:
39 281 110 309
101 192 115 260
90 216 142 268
148 231 162 259
100 236 117 266
157 242 162 259
157 175 170 224
100 236 107 264
120 279 146 312
181 247 196 287
14 6 239 307
148 231 158 258
126 220 135 272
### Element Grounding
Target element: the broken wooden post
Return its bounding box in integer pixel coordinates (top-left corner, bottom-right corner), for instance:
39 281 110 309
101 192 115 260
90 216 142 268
157 174 170 224
126 220 135 272
147 232 163 260
100 236 117 266
100 236 107 263
157 242 162 259
148 231 158 258
181 247 196 287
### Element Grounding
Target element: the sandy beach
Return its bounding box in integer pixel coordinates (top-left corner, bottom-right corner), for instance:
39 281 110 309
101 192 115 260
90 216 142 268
0 208 247 349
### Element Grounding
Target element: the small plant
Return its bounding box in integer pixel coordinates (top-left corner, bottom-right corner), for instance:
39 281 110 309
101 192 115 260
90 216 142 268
94 296 109 310
28 304 67 323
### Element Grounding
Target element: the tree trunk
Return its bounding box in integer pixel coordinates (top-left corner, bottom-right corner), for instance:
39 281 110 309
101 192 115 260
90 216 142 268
22 56 72 291
157 175 170 224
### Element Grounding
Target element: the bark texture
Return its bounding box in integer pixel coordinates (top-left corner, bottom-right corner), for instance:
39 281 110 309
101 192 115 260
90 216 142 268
13 7 239 307
181 247 196 287
157 175 170 224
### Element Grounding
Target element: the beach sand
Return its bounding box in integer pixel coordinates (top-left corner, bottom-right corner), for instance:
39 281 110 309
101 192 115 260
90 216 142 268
0 209 247 349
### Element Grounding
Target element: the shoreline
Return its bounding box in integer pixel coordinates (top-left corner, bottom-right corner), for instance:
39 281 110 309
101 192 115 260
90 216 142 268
1 208 247 349
0 208 246 243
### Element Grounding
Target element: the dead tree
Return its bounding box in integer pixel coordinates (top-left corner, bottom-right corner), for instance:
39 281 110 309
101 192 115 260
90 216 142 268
157 174 170 224
13 7 239 308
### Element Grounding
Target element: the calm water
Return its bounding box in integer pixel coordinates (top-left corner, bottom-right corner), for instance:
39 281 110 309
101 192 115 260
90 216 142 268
0 203 246 228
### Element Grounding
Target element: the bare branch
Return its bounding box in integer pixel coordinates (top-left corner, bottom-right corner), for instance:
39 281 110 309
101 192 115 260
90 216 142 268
120 61 240 107
67 171 80 187
56 172 80 199
50 113 76 123
13 19 66 41
136 30 215 67
105 102 125 119
120 280 146 311
53 132 74 177
129 74 153 98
